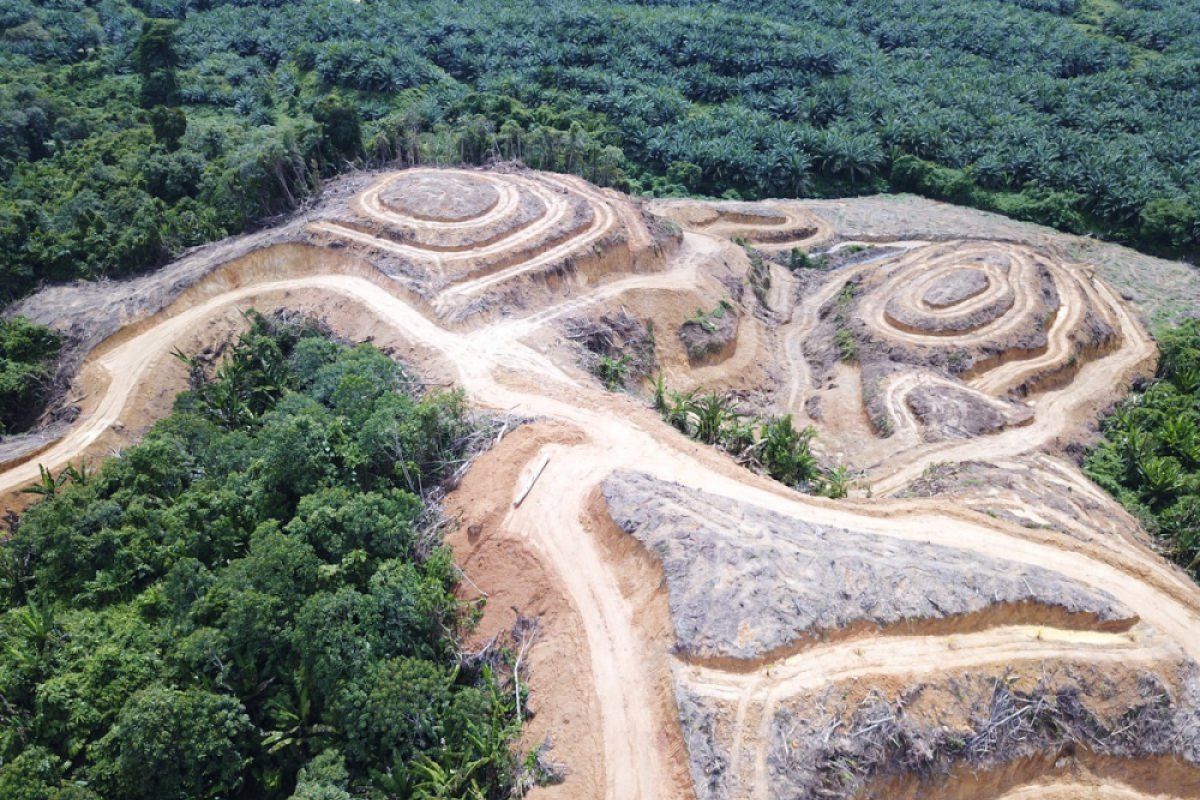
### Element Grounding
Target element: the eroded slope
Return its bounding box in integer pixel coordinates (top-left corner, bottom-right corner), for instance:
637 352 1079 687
3 166 1200 800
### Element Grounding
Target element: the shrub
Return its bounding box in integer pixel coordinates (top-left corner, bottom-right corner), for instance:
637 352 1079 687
890 154 977 204
654 383 842 495
0 316 61 433
4 314 520 799
1087 319 1200 577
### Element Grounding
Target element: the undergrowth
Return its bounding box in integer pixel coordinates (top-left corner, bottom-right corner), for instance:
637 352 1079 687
565 311 656 393
685 300 734 334
1 311 531 800
653 376 850 498
741 242 772 308
787 247 827 271
596 353 632 391
0 317 61 435
833 281 860 362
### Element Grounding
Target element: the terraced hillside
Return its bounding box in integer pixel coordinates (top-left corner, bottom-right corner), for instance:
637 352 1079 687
5 167 1200 799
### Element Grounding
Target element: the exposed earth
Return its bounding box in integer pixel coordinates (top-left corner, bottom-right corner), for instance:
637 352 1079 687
5 166 1200 799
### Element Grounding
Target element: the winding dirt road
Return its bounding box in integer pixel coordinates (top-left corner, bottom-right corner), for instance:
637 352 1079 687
2 169 1196 800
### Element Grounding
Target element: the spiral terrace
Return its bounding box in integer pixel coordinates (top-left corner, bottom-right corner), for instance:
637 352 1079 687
4 167 1199 800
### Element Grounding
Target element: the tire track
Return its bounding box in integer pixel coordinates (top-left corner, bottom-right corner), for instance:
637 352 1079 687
1 181 1193 800
675 624 1173 800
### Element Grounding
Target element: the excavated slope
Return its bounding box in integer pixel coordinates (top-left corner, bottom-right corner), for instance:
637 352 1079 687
3 166 1199 800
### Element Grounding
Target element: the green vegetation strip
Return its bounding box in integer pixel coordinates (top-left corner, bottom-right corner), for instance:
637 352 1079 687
0 317 60 435
0 314 529 800
1088 319 1200 577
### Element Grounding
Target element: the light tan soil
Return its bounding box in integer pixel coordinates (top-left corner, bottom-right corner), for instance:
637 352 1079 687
3 167 1200 800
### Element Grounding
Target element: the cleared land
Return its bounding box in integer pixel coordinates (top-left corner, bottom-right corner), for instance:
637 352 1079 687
4 167 1200 799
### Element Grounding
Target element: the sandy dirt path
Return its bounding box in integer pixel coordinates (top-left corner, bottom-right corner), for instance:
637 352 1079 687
432 175 620 312
775 241 932 422
321 172 573 263
2 176 1195 800
4 247 1190 797
869 274 1154 495
998 783 1184 800
677 623 1175 800
856 243 1051 347
878 368 1032 447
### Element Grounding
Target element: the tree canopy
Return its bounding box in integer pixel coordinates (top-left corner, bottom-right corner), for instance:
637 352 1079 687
0 314 521 799
1087 319 1200 578
1 0 1199 306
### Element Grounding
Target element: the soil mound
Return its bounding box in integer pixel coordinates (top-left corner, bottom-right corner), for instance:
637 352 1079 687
603 470 1130 662
378 171 501 221
2 170 1195 800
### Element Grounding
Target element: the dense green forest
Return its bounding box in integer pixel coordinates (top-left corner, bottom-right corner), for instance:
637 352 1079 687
0 316 60 433
1087 320 1200 579
2 0 1199 305
0 314 525 799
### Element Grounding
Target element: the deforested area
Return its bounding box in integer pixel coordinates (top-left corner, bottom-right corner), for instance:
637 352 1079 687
6 3 1200 799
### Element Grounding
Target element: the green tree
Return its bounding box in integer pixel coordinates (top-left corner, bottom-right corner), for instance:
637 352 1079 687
149 106 187 151
3 320 520 799
312 95 362 162
0 317 61 433
132 20 180 76
92 686 254 800
333 657 452 769
133 20 180 108
1141 198 1198 249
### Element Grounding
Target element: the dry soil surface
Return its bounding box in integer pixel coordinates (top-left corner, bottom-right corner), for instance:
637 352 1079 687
4 166 1200 800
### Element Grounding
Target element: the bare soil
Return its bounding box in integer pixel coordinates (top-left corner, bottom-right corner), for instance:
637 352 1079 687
4 166 1200 800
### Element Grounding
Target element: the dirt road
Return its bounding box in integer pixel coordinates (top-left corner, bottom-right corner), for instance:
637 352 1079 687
2 169 1195 800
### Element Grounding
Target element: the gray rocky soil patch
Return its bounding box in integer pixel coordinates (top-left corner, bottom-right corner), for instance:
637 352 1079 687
602 470 1130 662
906 384 1032 441
923 268 990 308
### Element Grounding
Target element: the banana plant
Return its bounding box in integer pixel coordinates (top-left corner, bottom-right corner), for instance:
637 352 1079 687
59 459 90 486
819 464 854 499
20 464 63 497
652 373 668 414
1162 416 1200 468
693 392 735 445
663 389 697 434
596 354 631 391
1137 455 1186 508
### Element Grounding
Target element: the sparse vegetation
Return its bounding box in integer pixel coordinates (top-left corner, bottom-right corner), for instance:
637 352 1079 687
566 311 656 392
833 281 860 362
1087 319 1200 577
0 313 525 799
679 300 738 362
596 353 632 391
862 379 895 438
655 381 851 496
685 300 734 334
787 247 825 271
743 245 772 307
